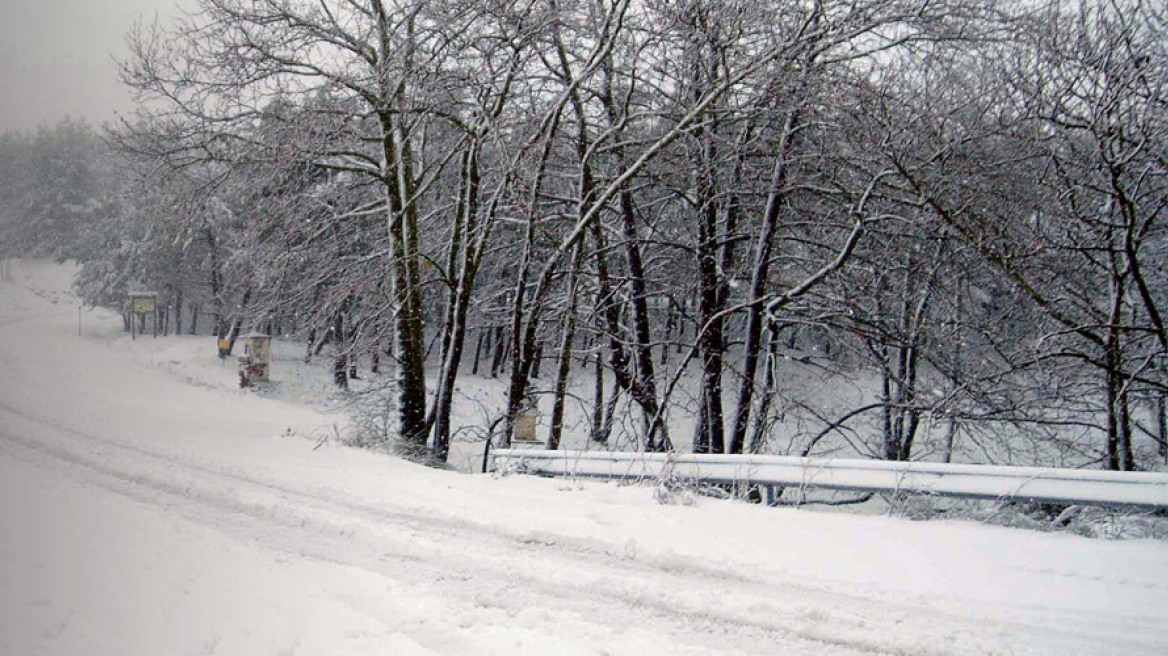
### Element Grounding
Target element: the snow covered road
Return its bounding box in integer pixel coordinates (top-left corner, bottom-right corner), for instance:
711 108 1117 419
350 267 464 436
3 260 1168 656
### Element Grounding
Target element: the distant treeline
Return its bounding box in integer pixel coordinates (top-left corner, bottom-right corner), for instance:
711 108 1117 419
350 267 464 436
0 118 117 262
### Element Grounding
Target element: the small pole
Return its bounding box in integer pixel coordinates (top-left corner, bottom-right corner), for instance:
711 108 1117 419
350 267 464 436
78 306 82 337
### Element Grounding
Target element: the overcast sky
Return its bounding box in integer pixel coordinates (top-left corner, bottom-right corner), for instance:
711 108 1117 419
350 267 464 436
0 0 182 133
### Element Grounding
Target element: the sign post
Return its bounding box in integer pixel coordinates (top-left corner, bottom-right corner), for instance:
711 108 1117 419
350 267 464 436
128 291 158 341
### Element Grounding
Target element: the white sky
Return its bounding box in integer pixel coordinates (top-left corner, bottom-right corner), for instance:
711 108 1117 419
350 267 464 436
0 0 182 133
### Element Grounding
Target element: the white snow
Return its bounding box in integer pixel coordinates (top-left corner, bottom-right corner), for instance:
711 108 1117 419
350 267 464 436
3 258 1168 655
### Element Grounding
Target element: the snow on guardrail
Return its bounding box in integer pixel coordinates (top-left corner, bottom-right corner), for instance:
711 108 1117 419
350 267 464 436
490 449 1168 509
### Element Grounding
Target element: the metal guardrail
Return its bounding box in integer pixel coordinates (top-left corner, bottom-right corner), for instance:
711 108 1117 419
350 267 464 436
490 449 1168 509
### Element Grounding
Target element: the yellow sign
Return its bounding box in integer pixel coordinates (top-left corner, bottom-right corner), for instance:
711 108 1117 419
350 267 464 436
131 296 155 313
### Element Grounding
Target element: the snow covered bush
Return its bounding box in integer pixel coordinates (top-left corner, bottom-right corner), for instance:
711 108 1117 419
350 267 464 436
886 495 1168 540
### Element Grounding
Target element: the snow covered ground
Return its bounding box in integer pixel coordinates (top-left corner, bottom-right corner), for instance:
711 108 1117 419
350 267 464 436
2 259 1168 655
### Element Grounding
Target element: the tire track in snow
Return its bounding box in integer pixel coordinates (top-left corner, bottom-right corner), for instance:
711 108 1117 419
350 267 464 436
0 400 1039 656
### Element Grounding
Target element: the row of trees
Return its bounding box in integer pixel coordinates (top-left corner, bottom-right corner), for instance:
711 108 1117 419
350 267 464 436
31 0 1167 470
0 118 115 263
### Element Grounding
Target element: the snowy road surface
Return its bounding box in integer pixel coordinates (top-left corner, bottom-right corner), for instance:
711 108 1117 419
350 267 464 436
2 260 1168 656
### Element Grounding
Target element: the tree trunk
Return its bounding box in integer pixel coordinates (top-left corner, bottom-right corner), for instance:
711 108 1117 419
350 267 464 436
1104 273 1131 471
747 322 780 454
380 108 428 454
548 243 584 450
591 349 606 443
660 306 675 368
503 105 563 446
490 325 506 378
880 350 895 460
601 66 670 451
207 227 226 353
224 287 251 356
942 416 958 464
590 217 670 451
729 113 797 454
174 288 184 336
333 308 348 390
597 378 621 447
1158 394 1168 463
432 144 488 461
472 328 485 375
347 301 360 380
693 127 726 454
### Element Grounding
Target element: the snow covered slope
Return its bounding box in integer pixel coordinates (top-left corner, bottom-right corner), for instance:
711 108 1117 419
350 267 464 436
2 259 1168 655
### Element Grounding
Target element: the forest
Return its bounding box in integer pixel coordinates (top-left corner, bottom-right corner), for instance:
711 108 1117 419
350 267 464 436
1 0 1166 472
